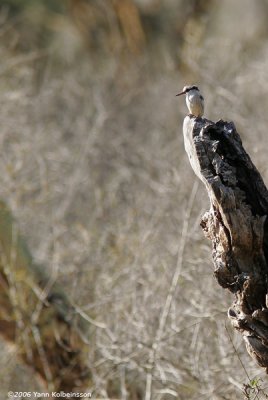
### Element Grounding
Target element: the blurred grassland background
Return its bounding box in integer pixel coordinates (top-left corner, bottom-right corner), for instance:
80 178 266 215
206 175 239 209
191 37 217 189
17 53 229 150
1 0 268 399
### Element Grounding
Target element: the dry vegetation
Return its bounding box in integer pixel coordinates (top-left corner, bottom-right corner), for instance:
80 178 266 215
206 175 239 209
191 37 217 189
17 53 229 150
1 0 268 399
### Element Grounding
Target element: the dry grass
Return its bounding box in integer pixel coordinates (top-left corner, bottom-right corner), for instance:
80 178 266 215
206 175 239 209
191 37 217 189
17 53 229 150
1 1 268 399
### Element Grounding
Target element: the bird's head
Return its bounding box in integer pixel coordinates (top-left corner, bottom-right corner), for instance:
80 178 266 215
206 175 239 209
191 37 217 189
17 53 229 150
176 85 199 96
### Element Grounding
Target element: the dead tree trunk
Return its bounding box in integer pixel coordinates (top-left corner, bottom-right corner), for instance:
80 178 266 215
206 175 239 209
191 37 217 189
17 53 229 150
183 115 268 371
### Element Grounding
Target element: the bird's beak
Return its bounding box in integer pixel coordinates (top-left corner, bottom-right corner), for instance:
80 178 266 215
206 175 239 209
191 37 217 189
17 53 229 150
175 90 185 97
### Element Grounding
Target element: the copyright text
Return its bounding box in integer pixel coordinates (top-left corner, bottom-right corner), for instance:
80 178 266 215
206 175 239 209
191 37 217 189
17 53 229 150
8 392 92 398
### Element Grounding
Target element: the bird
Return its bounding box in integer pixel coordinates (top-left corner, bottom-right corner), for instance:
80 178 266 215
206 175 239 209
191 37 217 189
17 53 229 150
176 85 204 117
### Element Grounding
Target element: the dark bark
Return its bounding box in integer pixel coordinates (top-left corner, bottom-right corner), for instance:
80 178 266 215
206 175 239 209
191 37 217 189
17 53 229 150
183 115 268 371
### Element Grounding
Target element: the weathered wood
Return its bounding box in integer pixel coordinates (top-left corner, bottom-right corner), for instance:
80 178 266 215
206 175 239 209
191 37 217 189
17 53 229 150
183 115 268 371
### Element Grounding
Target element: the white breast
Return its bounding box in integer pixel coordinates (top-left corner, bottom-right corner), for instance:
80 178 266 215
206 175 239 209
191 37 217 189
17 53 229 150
186 90 204 117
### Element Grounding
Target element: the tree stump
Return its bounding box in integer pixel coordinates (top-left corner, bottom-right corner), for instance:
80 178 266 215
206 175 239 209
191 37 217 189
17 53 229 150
183 115 268 370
